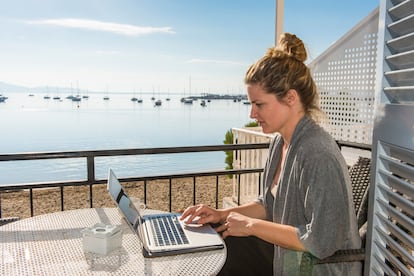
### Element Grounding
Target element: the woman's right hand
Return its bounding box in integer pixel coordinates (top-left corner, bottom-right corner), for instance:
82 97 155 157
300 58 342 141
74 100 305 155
180 204 224 226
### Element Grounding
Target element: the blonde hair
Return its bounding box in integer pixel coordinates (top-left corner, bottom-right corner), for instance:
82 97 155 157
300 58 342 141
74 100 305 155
245 33 323 122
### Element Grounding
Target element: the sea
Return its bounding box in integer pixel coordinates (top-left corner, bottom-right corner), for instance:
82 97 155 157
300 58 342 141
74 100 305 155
0 92 252 186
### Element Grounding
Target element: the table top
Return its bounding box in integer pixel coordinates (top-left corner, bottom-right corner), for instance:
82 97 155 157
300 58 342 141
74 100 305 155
0 208 226 275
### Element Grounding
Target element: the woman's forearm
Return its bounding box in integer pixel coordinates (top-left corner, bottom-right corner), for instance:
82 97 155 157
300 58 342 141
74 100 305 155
219 202 267 222
248 219 306 251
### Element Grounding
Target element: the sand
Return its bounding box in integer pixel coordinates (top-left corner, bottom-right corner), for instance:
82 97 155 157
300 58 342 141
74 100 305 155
0 176 233 219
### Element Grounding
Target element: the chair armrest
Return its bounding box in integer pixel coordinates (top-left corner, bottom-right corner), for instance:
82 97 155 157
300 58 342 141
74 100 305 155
300 249 365 275
0 216 20 226
314 248 365 264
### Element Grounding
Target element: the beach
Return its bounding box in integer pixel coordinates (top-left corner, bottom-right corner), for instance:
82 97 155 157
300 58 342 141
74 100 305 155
1 175 233 219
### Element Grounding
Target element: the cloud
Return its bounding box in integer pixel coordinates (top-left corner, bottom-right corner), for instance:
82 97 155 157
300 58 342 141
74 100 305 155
94 50 123 56
27 18 175 36
188 58 245 66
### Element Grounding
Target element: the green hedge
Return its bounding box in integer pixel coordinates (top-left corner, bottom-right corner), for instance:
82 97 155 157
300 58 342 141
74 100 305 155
223 121 258 171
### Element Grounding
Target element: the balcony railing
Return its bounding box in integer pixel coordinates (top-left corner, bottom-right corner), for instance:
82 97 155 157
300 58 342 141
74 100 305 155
0 130 372 220
0 143 269 218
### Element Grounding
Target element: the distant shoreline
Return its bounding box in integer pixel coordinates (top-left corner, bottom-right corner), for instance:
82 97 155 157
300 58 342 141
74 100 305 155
0 87 248 99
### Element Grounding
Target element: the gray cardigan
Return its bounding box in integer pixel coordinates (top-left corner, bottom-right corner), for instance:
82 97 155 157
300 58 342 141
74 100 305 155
257 116 362 275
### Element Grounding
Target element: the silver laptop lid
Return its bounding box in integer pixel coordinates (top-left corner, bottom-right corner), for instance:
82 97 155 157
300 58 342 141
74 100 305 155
107 169 148 249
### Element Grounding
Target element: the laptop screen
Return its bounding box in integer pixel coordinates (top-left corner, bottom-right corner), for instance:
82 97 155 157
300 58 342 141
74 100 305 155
107 169 141 231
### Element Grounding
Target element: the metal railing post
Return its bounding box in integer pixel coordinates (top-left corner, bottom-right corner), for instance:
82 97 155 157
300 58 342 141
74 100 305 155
87 156 95 208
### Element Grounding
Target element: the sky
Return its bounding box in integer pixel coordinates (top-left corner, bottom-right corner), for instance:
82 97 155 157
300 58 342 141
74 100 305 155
0 0 379 94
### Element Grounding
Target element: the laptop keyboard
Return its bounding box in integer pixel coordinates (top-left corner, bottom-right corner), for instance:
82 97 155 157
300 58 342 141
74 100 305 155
149 215 189 247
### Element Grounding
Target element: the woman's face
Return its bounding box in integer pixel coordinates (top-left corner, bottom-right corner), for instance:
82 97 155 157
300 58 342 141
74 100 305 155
247 84 291 134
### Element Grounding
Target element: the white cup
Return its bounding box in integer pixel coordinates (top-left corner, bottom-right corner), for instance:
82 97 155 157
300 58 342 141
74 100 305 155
131 197 146 211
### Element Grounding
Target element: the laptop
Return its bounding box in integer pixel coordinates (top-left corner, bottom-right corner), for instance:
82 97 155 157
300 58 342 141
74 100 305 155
107 168 225 258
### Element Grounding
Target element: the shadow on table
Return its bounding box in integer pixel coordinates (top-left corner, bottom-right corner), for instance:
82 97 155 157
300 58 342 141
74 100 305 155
84 248 129 272
0 227 86 243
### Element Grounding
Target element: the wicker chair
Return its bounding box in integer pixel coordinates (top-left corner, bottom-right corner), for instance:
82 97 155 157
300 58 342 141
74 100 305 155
300 156 371 275
0 216 20 226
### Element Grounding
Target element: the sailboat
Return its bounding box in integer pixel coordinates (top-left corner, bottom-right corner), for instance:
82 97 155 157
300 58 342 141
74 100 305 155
183 98 193 104
72 84 82 102
154 99 162 106
131 89 138 102
137 88 143 103
82 90 89 99
166 89 171 101
0 94 7 102
153 86 163 106
44 87 51 99
53 87 61 100
103 87 110 100
72 96 81 102
181 76 193 104
44 94 50 99
151 86 156 101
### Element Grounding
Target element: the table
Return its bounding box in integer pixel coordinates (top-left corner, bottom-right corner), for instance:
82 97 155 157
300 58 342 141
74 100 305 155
0 208 226 275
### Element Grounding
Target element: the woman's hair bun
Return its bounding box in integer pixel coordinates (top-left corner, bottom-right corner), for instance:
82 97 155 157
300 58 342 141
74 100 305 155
269 33 307 63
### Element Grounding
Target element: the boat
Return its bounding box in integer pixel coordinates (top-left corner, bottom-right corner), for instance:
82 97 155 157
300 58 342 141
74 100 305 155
82 90 89 99
132 89 143 103
131 90 138 102
184 98 193 104
44 87 51 99
72 96 81 102
182 97 193 104
103 87 110 100
0 95 7 102
184 76 194 104
154 99 162 106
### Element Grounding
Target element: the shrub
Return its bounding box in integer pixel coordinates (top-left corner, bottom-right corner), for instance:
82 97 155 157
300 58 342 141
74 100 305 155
223 121 258 171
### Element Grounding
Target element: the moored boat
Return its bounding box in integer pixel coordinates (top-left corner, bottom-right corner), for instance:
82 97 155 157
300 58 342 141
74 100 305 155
154 99 162 106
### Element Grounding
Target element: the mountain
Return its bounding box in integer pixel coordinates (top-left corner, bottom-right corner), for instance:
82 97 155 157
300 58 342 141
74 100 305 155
0 81 86 94
0 81 30 93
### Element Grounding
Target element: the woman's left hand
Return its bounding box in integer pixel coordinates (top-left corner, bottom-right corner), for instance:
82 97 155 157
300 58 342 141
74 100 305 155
221 211 254 239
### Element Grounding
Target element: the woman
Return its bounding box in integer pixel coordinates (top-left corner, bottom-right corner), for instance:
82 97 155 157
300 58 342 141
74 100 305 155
181 33 361 275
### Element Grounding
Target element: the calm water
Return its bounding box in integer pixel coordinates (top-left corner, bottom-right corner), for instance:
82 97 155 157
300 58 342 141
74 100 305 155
0 92 252 185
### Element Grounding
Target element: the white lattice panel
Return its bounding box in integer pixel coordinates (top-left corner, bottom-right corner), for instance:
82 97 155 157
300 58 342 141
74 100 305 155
231 127 273 205
309 8 379 145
